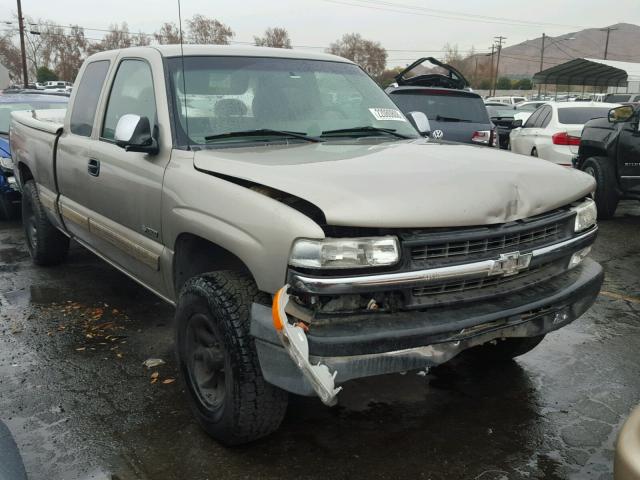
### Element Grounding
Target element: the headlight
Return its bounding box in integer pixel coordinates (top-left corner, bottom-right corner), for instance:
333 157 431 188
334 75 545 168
571 198 597 232
289 236 400 269
0 156 13 172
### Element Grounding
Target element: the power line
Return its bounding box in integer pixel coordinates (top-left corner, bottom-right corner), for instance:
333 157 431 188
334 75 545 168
320 0 592 29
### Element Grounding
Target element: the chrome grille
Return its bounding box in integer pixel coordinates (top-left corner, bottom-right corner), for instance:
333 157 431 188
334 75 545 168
412 263 546 297
411 222 561 261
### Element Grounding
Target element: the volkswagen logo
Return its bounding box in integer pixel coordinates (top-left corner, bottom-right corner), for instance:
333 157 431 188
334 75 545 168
432 129 444 139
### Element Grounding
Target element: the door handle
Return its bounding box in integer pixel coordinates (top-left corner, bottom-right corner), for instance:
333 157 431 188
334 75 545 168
88 159 100 177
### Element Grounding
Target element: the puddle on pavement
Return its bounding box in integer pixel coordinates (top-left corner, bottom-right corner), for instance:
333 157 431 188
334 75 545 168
1 285 65 306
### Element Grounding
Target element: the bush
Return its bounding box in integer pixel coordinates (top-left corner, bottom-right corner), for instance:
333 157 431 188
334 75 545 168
36 66 57 83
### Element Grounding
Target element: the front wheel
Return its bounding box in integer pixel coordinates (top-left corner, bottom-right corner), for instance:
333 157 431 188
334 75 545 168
469 335 545 362
175 271 288 445
582 156 619 219
21 180 69 265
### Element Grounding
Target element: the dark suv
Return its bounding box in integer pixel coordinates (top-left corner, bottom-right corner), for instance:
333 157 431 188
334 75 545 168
387 58 496 147
575 104 640 218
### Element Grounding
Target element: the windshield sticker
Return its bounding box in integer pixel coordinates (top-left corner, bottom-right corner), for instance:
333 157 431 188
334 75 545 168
369 108 407 122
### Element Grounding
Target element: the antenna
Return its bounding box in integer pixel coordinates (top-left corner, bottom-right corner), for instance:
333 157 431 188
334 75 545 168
177 0 190 147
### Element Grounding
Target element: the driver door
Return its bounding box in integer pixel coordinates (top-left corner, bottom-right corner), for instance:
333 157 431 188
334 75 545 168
618 111 640 194
86 57 170 294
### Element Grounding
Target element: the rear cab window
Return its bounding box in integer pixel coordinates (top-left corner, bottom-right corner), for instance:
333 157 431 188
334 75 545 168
391 90 490 124
69 60 110 136
558 108 611 124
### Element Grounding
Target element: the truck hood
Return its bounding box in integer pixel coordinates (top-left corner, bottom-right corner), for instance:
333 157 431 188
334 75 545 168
193 140 595 228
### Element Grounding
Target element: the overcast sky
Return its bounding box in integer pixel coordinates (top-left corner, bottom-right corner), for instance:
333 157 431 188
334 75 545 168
2 0 639 66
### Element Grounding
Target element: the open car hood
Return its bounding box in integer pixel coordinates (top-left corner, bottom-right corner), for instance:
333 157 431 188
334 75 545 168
394 57 470 90
193 140 595 228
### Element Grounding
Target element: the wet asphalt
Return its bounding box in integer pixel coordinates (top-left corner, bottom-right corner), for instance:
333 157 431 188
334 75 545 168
0 202 639 480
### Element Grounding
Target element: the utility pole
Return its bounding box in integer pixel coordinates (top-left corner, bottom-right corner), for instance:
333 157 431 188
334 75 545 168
16 0 29 88
488 44 495 96
473 55 479 88
493 36 506 95
537 32 546 97
600 27 618 60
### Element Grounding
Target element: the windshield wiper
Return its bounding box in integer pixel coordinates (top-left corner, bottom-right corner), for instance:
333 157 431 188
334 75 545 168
204 129 323 143
320 126 411 139
435 115 471 123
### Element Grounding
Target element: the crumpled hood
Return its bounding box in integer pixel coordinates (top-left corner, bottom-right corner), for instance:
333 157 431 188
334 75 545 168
193 140 595 228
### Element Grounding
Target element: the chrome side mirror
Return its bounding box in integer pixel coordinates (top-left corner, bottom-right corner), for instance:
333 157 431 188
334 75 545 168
406 111 431 136
114 114 158 154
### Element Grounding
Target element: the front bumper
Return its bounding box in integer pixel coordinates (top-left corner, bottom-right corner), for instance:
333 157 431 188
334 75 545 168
251 259 603 396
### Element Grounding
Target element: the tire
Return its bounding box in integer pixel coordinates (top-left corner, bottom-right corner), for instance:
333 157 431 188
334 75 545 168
21 180 69 265
469 335 545 362
531 147 538 157
175 271 288 446
582 156 619 220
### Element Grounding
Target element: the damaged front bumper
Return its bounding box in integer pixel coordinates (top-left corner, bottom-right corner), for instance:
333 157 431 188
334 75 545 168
251 259 603 402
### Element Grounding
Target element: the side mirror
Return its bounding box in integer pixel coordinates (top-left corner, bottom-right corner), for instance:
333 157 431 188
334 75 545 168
406 111 431 136
114 114 158 154
512 119 523 128
608 105 634 123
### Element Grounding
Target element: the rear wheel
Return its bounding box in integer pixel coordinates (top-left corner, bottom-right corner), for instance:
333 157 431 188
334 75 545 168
175 271 288 445
21 180 69 265
470 335 545 362
582 156 619 219
531 147 538 157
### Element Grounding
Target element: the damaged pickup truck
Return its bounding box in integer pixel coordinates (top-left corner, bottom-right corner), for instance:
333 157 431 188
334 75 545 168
10 45 603 445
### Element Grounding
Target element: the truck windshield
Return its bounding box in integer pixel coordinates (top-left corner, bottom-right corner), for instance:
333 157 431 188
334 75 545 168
167 56 419 146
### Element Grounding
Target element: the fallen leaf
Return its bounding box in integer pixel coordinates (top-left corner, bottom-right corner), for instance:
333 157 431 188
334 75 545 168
162 378 176 384
116 353 123 358
75 347 86 351
150 378 157 384
150 371 159 380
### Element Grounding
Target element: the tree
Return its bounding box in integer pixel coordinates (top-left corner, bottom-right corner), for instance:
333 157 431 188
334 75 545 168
154 22 182 45
36 66 57 82
187 15 234 45
327 33 387 78
516 78 533 90
254 27 291 49
87 23 132 55
0 33 22 82
478 78 492 90
41 24 87 82
376 66 404 88
496 76 512 90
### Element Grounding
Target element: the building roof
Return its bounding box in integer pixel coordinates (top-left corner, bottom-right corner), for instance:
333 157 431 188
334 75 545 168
533 58 640 87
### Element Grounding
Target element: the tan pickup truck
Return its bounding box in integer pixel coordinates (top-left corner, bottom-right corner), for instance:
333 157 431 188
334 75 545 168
10 45 603 445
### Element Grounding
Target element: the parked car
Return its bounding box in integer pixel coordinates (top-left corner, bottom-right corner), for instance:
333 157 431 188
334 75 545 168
615 405 640 480
485 104 517 149
0 92 69 219
605 93 640 103
509 102 620 166
11 45 602 445
387 57 496 146
574 104 640 219
513 101 548 124
486 95 528 105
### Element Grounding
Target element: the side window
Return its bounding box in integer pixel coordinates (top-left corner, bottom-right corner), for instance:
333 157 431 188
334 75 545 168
70 60 110 137
524 108 543 128
102 59 156 141
538 106 552 128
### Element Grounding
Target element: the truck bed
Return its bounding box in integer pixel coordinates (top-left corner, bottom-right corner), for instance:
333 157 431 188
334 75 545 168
10 109 66 219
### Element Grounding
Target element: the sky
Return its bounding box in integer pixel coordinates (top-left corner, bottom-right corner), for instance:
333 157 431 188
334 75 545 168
1 0 639 67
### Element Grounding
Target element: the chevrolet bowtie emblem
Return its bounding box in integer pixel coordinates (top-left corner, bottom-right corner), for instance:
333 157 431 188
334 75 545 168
489 251 533 277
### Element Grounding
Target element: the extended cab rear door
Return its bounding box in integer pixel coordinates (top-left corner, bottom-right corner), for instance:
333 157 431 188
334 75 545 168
57 59 112 244
87 51 171 295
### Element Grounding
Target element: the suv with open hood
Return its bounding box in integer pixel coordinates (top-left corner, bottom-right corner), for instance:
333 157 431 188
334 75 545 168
387 57 496 146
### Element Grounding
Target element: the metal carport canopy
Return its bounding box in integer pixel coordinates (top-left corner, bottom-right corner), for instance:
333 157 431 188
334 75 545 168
533 58 640 87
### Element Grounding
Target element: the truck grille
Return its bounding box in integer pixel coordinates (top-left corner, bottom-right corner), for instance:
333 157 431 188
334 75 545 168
411 222 562 261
